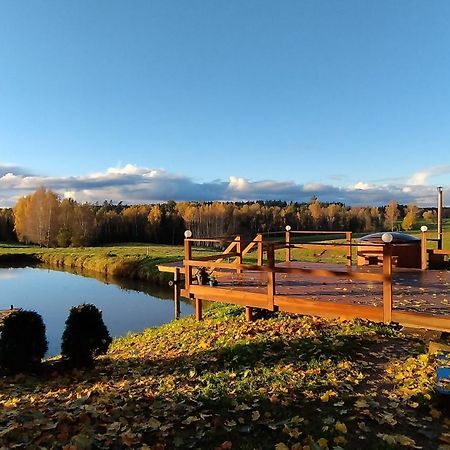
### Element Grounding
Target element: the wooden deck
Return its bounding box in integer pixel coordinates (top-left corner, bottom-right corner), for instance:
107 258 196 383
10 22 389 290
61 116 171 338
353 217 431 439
158 231 450 332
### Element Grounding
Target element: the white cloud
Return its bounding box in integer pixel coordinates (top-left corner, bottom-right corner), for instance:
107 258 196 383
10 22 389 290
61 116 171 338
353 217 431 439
353 182 371 190
407 165 450 186
106 164 141 175
0 163 448 208
407 171 430 186
303 183 326 192
228 176 249 191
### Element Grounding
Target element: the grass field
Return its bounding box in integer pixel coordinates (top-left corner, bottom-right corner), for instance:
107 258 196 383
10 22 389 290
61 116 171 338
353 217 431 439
0 220 449 284
0 304 448 449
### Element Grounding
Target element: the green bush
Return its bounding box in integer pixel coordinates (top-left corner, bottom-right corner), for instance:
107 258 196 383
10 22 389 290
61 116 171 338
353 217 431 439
0 310 48 372
61 304 112 367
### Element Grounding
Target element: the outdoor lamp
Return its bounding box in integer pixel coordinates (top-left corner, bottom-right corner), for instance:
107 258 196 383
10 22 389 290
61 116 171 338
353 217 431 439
285 225 292 232
420 225 428 232
381 232 393 243
184 230 192 239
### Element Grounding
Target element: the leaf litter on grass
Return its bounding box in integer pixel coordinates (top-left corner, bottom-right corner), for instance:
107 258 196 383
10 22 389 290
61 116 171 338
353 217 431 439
0 303 448 449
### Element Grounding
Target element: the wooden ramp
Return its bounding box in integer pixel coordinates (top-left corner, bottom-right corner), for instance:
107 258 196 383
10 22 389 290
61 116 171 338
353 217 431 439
158 231 450 332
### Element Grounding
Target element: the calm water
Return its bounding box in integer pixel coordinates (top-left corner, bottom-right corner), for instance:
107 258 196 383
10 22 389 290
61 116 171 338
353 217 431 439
0 266 194 356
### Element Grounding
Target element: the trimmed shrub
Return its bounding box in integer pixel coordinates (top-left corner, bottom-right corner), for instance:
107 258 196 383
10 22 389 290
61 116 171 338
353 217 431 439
0 310 48 372
61 304 112 367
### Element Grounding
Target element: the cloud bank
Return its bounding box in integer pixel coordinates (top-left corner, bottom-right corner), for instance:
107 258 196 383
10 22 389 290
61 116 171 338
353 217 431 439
0 163 448 208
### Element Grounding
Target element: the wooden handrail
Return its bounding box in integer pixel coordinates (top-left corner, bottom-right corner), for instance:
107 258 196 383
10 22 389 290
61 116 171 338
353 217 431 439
184 259 385 282
190 252 240 262
208 236 241 274
290 230 352 235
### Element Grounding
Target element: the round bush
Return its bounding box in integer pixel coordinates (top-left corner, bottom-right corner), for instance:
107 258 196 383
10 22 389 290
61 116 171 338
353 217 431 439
0 310 48 372
61 303 112 367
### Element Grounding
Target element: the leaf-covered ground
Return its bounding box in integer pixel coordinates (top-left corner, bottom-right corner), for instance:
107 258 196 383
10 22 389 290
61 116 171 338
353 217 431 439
0 304 449 449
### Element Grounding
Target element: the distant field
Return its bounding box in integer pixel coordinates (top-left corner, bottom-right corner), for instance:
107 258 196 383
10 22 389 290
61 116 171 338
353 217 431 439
1 220 449 283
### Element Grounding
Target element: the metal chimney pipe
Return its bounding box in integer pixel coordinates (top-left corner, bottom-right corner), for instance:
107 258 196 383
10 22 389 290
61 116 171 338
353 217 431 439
437 186 443 250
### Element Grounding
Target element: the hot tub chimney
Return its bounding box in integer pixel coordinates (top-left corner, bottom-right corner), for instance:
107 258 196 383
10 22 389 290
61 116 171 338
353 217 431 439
437 187 443 250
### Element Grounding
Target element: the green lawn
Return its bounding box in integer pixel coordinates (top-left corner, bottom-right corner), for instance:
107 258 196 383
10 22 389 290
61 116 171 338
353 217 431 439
0 304 448 449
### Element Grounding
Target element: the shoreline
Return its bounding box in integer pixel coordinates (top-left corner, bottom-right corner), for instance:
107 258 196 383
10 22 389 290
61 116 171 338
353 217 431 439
0 244 182 285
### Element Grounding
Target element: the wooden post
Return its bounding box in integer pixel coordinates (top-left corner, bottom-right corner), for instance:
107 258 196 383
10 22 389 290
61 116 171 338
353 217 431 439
245 306 253 322
382 243 393 324
195 298 203 321
346 232 352 267
184 237 192 292
174 267 180 319
285 230 291 262
257 234 264 266
236 235 242 274
437 187 443 250
267 243 275 311
421 229 428 271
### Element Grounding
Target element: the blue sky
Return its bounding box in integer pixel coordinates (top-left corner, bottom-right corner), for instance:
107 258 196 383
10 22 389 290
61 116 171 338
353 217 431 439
1 0 449 207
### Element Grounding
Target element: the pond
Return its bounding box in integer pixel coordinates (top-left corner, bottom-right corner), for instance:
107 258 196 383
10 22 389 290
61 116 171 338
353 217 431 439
0 266 194 356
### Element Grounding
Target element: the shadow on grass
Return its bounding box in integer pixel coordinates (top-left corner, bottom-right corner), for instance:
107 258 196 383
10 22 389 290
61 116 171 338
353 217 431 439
0 314 439 450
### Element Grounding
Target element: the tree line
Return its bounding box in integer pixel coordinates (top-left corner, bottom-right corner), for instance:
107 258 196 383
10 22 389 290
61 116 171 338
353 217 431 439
0 187 446 247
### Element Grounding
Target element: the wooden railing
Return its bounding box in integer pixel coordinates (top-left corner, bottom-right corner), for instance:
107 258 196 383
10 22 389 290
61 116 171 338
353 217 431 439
183 236 391 319
181 232 450 332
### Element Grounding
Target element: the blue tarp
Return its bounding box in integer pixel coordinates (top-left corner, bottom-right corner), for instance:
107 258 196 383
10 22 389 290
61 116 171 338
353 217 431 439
436 352 450 395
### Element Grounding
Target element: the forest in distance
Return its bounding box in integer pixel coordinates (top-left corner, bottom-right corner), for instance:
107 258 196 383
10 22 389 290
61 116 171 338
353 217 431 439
0 187 448 247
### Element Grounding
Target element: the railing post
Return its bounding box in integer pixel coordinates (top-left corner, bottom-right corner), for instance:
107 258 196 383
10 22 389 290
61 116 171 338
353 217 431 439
382 243 393 324
195 298 203 321
421 227 428 271
236 235 242 274
346 232 352 267
267 243 275 311
257 233 264 266
174 267 180 320
285 230 291 262
437 186 443 250
184 237 192 292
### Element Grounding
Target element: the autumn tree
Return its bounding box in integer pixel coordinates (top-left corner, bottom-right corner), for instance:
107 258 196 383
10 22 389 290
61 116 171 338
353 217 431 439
422 210 436 226
148 205 163 242
57 198 76 247
402 204 419 231
13 195 32 243
71 203 96 246
0 208 16 241
13 187 60 246
384 200 400 231
308 197 323 229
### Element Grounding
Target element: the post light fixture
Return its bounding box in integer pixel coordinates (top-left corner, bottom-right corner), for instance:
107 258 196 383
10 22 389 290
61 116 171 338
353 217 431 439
420 225 428 232
381 232 393 244
184 230 192 239
285 225 292 232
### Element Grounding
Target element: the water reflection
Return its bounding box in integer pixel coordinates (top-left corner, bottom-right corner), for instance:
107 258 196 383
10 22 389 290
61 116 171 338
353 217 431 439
0 266 194 357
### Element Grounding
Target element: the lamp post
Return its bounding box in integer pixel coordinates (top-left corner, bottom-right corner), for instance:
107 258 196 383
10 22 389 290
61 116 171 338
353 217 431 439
420 225 428 270
437 187 443 250
184 230 193 291
285 225 292 262
381 232 393 323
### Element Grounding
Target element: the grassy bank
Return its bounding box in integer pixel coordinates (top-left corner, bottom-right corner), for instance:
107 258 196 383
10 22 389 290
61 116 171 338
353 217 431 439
0 241 351 285
0 244 187 285
0 304 448 449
